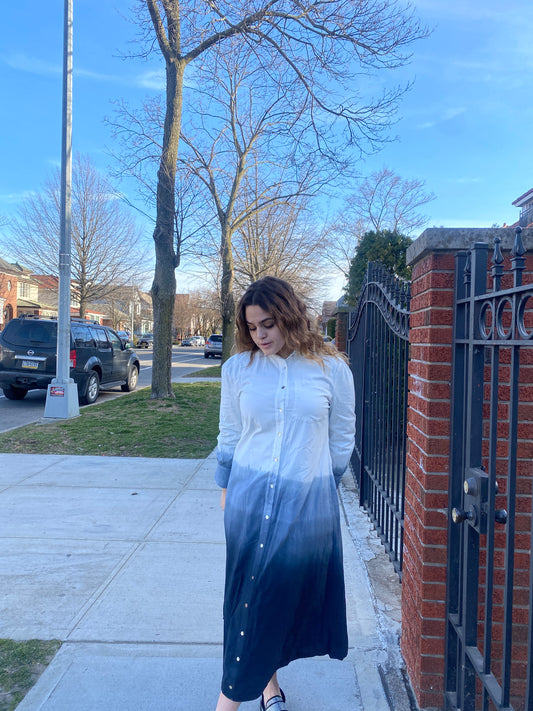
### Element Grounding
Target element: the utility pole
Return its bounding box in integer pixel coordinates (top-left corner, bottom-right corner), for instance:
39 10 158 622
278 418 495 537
44 0 79 419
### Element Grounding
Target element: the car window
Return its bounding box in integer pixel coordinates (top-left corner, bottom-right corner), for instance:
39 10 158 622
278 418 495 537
210 334 222 342
89 326 111 350
106 330 123 350
71 323 95 348
2 319 57 346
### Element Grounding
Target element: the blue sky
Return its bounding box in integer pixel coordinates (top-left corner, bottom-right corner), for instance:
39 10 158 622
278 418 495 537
1 0 532 297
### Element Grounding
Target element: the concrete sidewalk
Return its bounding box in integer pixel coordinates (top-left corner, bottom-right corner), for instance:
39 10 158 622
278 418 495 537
0 452 406 711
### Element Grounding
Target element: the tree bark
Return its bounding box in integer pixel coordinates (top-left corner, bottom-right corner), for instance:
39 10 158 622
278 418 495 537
150 55 184 397
220 222 235 363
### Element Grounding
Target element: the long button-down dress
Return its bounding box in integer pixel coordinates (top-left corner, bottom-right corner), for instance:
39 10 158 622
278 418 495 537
215 350 356 702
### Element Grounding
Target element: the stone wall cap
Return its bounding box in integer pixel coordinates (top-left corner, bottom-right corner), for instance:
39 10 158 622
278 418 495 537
407 227 533 266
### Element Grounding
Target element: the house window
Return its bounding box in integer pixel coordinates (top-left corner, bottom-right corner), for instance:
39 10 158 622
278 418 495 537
19 282 30 298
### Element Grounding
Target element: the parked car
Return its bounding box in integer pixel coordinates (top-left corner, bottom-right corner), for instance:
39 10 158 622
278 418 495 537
137 333 154 348
182 336 205 347
117 330 132 346
0 317 140 405
204 334 223 358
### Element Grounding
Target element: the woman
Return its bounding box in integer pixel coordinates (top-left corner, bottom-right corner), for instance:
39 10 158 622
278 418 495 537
215 277 355 711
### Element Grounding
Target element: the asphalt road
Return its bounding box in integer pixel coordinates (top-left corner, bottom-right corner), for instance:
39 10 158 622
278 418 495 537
0 346 217 434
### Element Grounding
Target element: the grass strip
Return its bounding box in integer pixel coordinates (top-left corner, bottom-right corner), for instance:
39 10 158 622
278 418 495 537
0 381 221 458
0 639 61 711
185 364 221 378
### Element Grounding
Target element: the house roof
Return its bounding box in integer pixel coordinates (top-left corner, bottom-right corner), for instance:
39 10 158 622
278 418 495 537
17 298 42 309
512 188 533 207
32 274 59 289
0 257 21 276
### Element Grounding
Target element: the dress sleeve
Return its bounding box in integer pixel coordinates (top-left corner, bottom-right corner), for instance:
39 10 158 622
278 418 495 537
214 358 243 488
329 358 356 487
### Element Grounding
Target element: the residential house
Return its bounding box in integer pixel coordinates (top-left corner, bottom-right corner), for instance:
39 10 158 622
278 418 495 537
511 188 533 228
0 257 18 327
320 300 337 336
96 285 153 334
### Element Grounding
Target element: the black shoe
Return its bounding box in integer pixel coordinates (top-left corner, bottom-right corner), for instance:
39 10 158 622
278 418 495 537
260 688 287 711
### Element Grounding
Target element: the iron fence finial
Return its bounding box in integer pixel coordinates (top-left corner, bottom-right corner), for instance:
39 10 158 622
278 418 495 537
512 225 525 258
492 236 504 265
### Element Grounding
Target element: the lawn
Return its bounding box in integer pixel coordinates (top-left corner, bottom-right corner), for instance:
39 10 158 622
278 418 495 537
0 381 221 458
0 639 61 711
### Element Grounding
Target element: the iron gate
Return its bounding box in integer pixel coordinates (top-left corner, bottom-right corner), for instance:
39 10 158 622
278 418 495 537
445 231 533 710
346 262 410 576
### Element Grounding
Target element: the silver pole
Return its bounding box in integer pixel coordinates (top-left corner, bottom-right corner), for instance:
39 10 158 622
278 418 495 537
44 0 79 419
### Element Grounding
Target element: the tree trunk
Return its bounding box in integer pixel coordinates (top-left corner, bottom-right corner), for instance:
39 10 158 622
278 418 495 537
220 223 235 363
150 58 184 398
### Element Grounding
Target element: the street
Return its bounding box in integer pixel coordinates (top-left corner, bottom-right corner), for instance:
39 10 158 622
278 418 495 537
0 346 217 434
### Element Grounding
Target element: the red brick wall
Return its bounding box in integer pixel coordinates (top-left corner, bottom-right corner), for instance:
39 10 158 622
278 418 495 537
401 252 455 710
0 273 17 324
402 241 533 710
335 309 349 353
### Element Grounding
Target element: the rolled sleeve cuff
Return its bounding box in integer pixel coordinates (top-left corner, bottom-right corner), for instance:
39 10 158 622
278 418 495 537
215 461 232 488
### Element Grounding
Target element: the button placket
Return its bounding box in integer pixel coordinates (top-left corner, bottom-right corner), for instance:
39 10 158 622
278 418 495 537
230 358 290 688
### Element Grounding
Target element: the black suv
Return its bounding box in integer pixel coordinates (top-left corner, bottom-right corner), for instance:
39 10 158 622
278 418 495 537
0 317 141 405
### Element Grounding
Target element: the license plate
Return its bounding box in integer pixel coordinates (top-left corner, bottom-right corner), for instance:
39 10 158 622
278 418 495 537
21 360 39 369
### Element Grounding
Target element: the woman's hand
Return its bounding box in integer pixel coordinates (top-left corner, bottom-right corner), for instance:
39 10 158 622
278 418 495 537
220 489 227 510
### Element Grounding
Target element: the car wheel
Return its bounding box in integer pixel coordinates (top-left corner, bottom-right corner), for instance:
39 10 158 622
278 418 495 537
80 370 100 405
3 385 28 400
204 353 210 359
121 365 139 392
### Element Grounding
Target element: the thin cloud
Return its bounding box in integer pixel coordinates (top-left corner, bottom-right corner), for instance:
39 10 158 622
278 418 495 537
133 69 165 90
4 52 162 90
77 67 121 82
417 107 466 130
448 177 484 185
0 190 38 203
4 53 60 76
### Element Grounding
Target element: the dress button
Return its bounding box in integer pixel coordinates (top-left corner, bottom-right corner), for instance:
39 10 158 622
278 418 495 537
244 603 248 607
270 484 274 489
229 685 233 690
260 543 264 548
240 631 245 636
236 657 240 662
265 515 269 520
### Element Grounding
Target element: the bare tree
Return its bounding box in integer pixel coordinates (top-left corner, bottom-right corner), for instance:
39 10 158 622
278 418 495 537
325 166 435 278
3 155 148 318
232 196 326 298
350 167 435 234
129 0 425 394
177 43 328 360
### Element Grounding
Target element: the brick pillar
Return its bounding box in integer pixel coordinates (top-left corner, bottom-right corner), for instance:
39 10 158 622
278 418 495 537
335 306 351 353
401 248 454 710
401 227 533 710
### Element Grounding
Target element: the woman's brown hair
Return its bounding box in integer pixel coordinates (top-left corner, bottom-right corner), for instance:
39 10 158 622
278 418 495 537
235 276 343 364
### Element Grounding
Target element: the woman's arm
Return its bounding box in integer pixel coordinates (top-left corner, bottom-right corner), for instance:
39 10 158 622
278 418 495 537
214 359 243 489
329 358 356 487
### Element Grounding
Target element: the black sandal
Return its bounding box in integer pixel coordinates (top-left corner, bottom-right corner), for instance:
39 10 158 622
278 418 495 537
260 688 287 711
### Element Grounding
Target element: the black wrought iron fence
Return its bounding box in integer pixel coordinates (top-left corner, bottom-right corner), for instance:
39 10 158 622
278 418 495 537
346 262 410 576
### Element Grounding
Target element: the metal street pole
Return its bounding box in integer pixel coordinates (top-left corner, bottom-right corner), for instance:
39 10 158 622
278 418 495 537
44 0 79 419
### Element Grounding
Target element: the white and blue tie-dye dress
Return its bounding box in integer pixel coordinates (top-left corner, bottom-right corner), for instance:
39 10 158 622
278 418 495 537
215 350 356 702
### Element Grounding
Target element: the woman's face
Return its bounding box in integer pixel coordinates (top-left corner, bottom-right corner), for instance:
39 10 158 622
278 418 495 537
245 305 291 358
